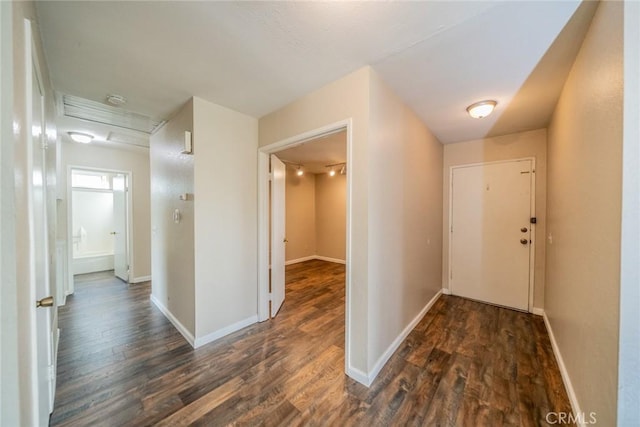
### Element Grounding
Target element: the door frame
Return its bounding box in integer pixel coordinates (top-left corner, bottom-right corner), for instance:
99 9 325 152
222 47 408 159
448 157 536 312
66 165 133 295
257 118 353 368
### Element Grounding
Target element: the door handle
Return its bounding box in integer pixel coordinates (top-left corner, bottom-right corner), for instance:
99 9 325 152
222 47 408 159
36 296 54 308
283 238 288 243
520 227 528 233
520 238 528 245
110 231 117 235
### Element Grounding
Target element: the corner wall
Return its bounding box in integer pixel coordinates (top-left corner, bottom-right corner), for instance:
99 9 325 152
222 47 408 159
367 69 443 374
150 99 195 338
193 97 258 343
442 129 547 309
546 2 623 425
315 172 347 261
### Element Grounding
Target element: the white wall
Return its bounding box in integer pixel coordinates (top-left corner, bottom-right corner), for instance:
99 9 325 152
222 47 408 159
60 142 151 281
442 129 547 309
367 69 443 374
193 97 258 342
71 191 114 257
0 1 19 425
618 1 640 423
546 2 623 425
150 99 195 337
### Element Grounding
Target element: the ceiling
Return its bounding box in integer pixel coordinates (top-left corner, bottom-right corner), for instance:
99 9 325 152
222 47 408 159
36 1 597 146
276 130 346 174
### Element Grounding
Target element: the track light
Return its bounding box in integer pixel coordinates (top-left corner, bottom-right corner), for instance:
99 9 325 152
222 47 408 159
296 166 304 176
329 169 336 177
325 162 346 177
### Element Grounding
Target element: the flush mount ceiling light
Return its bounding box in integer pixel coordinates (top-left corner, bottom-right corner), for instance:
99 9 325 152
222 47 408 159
68 132 94 144
466 100 497 119
106 94 127 106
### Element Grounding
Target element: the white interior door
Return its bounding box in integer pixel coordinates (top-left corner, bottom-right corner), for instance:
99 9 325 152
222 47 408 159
112 174 128 282
450 160 533 311
29 34 55 419
270 154 286 317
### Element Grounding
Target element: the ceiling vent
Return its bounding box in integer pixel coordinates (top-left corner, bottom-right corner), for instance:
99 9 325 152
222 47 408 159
62 94 164 134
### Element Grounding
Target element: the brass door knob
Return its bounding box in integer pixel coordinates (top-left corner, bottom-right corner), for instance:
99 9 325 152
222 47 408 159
520 227 528 233
36 296 54 308
283 238 289 243
520 238 528 245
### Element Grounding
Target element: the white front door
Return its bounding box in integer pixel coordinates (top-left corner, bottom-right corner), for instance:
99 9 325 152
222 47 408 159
450 159 533 311
270 154 286 317
28 21 55 419
113 174 128 282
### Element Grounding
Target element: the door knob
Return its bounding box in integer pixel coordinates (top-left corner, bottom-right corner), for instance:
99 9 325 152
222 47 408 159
110 231 116 235
520 238 528 245
36 296 54 308
520 227 528 233
283 238 288 243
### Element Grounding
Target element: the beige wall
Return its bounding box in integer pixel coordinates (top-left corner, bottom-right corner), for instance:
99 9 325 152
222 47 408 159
367 70 443 370
546 2 623 425
193 96 258 341
315 172 346 261
285 166 316 262
260 67 371 373
150 99 195 335
442 129 547 309
60 142 151 281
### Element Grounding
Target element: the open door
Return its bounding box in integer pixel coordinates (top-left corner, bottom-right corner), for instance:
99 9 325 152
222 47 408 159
28 20 55 420
112 174 128 282
270 154 286 317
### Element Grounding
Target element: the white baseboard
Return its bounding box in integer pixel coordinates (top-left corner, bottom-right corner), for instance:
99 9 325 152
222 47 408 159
150 294 195 347
363 290 443 387
131 275 151 284
194 315 258 348
285 256 316 266
285 255 346 265
531 307 544 316
346 365 370 386
542 311 583 426
441 287 451 295
314 255 346 265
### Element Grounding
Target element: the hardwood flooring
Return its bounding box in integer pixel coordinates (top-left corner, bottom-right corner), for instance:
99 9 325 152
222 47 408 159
51 261 572 426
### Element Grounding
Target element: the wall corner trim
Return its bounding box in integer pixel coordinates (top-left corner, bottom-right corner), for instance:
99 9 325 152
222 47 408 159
193 315 258 348
365 290 443 387
441 287 452 295
346 365 370 387
131 275 152 284
285 255 347 266
542 311 584 426
285 256 316 266
314 255 346 265
150 294 195 347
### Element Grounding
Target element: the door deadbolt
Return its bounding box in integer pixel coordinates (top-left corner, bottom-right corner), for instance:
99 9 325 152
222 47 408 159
520 227 528 233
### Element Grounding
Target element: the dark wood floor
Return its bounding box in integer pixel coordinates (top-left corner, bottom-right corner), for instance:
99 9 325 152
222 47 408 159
51 261 572 426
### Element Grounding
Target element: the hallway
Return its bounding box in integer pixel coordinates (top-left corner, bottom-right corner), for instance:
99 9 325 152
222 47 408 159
52 261 571 426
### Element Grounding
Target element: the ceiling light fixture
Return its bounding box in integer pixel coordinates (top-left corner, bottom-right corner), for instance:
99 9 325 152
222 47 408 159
106 94 127 106
466 100 497 119
68 132 94 144
325 162 346 177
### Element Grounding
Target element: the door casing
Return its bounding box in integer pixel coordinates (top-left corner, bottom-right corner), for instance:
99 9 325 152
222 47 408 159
257 118 353 373
66 166 133 294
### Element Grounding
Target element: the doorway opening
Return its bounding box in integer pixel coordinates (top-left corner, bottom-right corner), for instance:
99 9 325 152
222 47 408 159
258 119 354 376
66 167 133 298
